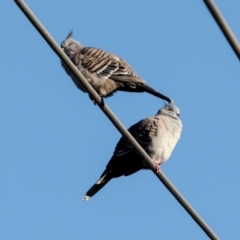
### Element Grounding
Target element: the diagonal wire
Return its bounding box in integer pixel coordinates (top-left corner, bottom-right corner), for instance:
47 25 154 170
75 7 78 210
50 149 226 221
204 0 240 60
14 1 219 239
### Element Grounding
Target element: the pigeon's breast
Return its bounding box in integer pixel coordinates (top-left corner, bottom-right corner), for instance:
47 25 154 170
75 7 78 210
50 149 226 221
147 116 181 164
61 62 87 92
148 132 174 164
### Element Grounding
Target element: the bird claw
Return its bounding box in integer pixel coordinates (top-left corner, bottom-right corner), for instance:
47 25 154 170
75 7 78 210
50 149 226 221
154 162 160 173
89 95 104 107
98 97 105 107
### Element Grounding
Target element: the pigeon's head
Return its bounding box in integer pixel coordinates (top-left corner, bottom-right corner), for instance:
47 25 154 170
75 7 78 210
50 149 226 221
61 31 83 55
157 104 181 118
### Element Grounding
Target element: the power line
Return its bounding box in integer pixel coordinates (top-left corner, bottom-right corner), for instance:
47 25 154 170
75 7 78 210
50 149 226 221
14 1 219 239
204 0 240 60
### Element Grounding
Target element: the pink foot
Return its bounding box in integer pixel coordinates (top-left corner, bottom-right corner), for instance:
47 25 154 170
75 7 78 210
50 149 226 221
154 162 160 173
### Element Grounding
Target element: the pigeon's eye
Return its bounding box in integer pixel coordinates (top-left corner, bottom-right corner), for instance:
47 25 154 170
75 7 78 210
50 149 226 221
69 42 75 46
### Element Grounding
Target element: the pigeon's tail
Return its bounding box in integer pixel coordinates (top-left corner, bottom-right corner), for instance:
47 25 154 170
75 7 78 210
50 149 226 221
83 171 112 201
140 84 173 104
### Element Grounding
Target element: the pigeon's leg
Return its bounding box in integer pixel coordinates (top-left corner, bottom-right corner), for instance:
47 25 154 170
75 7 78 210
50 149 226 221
154 161 160 173
88 94 105 107
89 94 97 105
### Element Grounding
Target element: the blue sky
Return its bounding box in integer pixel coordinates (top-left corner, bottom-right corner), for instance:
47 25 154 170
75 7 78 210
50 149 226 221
1 1 240 239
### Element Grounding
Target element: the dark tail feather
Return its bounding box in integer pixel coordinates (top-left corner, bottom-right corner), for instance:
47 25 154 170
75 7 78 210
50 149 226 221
140 84 173 104
83 171 112 201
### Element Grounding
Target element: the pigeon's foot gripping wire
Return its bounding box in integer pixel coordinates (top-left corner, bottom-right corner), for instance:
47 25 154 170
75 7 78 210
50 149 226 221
154 162 160 173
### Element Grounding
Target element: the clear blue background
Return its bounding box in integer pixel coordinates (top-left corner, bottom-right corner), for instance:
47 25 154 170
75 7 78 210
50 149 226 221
1 1 240 239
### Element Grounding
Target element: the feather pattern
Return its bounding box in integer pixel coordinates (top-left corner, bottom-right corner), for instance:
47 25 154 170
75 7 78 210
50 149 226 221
80 47 140 81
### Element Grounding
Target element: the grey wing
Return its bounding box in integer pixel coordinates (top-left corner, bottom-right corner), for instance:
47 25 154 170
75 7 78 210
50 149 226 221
80 47 146 84
114 117 157 157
